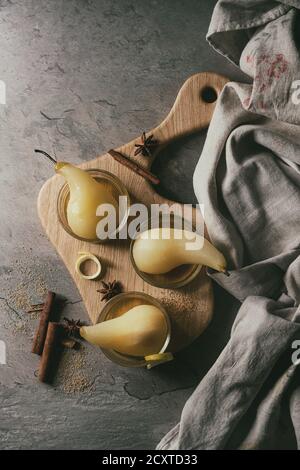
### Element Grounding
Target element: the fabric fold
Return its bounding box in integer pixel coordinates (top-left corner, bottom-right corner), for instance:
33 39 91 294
157 0 300 450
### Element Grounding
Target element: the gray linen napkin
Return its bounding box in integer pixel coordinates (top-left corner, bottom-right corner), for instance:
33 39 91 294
157 0 300 450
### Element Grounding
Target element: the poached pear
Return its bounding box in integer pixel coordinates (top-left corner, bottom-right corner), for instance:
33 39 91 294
133 227 227 274
80 305 168 357
56 162 117 240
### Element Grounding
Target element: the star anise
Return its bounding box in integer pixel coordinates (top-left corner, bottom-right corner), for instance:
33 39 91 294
97 280 122 302
134 132 158 157
63 317 85 338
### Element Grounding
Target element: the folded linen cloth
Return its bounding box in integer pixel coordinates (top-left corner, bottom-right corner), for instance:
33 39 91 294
157 0 300 450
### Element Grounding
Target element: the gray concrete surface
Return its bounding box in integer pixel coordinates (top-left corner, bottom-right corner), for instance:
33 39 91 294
0 0 243 449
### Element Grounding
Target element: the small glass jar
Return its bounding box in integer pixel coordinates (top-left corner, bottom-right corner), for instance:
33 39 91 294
130 214 202 289
96 292 171 368
57 168 130 243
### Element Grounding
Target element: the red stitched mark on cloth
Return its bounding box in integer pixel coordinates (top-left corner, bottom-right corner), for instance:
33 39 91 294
255 53 288 92
258 99 266 111
242 53 288 111
267 53 288 79
243 97 251 108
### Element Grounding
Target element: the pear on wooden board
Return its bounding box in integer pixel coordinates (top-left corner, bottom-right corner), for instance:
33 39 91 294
133 228 227 275
55 162 117 240
80 305 168 357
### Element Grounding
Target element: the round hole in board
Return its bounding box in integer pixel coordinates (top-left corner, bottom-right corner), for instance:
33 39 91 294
200 86 218 103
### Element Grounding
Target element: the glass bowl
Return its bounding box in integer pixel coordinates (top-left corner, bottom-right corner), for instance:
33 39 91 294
57 168 130 243
130 213 202 289
96 292 171 368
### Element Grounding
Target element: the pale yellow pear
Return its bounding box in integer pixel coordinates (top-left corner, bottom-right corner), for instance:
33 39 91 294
56 162 117 240
80 305 168 357
133 227 227 274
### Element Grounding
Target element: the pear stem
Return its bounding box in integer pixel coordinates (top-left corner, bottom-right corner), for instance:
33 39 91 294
34 149 57 164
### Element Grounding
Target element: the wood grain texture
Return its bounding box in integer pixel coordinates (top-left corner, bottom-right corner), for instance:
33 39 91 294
38 72 229 352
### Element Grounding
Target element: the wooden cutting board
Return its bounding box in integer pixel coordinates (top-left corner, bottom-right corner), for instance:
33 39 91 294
38 72 229 352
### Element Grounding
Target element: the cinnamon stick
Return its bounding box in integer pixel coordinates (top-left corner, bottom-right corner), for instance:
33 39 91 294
38 322 64 383
31 291 56 355
108 149 160 185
